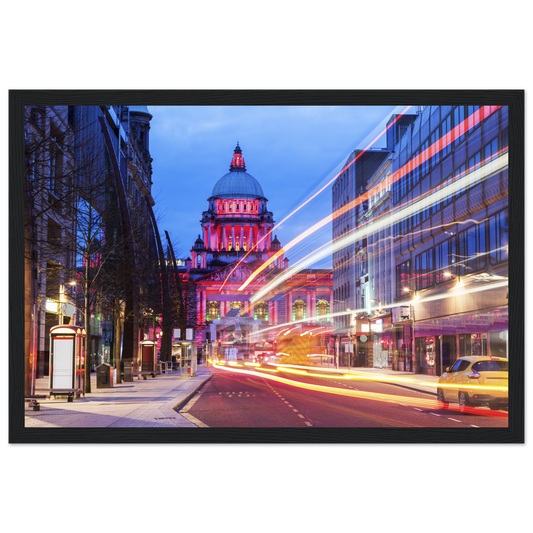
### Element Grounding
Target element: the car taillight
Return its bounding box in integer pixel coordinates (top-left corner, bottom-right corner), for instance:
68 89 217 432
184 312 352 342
467 370 481 379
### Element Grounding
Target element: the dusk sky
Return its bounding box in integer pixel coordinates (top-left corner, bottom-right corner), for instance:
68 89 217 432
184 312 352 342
148 105 401 266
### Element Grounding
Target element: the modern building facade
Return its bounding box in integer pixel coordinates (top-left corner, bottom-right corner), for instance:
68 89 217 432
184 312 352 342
344 105 509 375
331 113 418 366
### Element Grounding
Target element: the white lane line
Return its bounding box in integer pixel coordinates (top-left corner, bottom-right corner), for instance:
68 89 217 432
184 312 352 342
471 425 480 428
298 414 304 418
414 408 423 411
430 413 441 417
305 421 312 426
293 409 299 412
448 418 461 423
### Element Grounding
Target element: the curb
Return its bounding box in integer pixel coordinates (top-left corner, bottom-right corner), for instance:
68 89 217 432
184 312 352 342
172 374 213 412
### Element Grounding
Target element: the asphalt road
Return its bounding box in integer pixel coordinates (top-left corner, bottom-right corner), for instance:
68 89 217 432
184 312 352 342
178 368 509 428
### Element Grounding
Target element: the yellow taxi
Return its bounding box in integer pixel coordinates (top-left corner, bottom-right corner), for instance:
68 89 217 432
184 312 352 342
436 356 508 411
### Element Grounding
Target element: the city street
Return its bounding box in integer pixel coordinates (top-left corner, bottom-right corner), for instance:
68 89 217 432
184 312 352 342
178 368 508 428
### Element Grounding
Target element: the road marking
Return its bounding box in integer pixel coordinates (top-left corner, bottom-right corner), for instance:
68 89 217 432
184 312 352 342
180 389 204 413
293 409 299 412
305 421 312 426
414 408 423 411
180 412 209 428
448 418 461 423
471 425 480 428
430 413 441 417
298 414 304 418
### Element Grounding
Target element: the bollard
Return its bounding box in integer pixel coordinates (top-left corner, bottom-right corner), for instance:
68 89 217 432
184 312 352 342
33 400 40 411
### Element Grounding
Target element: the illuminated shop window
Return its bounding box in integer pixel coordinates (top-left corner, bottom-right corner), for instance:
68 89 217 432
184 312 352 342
230 301 243 310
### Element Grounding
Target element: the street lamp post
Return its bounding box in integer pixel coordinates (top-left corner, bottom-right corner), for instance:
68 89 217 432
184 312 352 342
347 308 357 371
370 298 381 367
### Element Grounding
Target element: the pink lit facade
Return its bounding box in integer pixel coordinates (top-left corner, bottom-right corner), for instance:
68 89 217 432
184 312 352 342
183 144 333 345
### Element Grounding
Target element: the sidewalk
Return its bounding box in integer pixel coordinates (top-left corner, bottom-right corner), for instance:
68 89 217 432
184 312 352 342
24 365 214 428
24 364 438 428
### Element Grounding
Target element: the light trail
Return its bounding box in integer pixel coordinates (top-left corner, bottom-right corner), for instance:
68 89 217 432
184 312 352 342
212 363 508 419
239 106 502 293
247 277 508 340
218 107 414 291
262 148 507 290
249 150 508 302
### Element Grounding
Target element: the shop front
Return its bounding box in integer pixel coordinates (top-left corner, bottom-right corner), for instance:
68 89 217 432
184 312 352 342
391 306 414 372
414 307 508 376
369 315 392 369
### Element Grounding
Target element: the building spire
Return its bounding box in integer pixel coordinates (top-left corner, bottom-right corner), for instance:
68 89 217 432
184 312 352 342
229 142 246 171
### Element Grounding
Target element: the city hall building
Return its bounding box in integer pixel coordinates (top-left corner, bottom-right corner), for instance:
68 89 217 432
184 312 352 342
182 144 333 352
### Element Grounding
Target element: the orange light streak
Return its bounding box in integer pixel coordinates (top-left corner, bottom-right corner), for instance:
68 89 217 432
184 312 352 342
239 106 501 292
219 107 413 291
250 147 507 302
212 363 508 419
245 106 501 291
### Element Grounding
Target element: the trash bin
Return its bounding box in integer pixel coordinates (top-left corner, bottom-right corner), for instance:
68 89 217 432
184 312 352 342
123 360 134 382
97 363 113 388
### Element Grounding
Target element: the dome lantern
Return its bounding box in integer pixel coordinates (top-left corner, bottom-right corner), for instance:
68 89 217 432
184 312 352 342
210 143 265 200
230 142 246 171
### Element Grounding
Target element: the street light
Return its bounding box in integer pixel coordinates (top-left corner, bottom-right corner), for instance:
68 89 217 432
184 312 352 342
347 308 357 372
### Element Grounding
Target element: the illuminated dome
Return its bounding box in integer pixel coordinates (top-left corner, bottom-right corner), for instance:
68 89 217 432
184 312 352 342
210 143 265 199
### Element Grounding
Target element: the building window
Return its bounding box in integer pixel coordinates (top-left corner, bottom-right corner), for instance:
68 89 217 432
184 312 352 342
458 222 487 276
455 163 467 197
420 140 429 177
441 114 452 158
254 302 269 322
230 301 243 310
415 249 434 290
207 301 220 321
412 150 420 186
467 151 481 193
453 106 466 147
430 127 441 169
488 209 509 265
316 300 330 321
467 105 481 131
435 237 457 284
396 260 411 298
292 299 307 322
484 137 500 176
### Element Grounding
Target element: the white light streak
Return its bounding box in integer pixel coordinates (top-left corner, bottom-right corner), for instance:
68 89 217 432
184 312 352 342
250 152 508 302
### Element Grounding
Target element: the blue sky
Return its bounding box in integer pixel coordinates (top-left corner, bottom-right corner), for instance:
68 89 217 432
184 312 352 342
148 105 399 266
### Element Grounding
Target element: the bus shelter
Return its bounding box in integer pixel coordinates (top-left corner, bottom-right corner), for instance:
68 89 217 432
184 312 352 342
172 341 197 376
49 325 86 394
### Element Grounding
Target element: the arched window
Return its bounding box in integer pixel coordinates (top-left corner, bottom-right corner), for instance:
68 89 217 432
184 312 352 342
292 299 306 322
316 299 330 322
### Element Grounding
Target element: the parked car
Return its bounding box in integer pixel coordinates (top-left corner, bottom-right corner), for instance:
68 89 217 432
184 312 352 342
437 356 508 411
